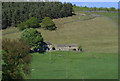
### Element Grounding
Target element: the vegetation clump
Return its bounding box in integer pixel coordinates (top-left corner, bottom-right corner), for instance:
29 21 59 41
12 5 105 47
73 5 118 12
2 38 32 80
78 45 82 51
2 2 73 29
20 28 43 52
41 17 56 30
17 17 40 30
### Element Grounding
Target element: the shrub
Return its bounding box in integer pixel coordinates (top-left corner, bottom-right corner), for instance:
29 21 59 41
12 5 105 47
41 17 56 30
2 38 32 80
109 7 116 11
26 17 40 28
17 17 40 31
17 22 28 30
78 45 82 51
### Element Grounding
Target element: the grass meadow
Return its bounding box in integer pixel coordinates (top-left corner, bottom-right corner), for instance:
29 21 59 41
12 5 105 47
26 51 118 79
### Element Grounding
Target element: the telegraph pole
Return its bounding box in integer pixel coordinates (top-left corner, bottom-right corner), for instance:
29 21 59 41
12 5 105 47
49 50 52 64
66 64 68 79
82 76 84 81
65 53 69 79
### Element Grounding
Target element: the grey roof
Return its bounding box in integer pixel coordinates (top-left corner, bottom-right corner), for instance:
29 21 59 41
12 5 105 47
56 44 78 47
45 41 52 45
68 44 78 47
56 44 66 47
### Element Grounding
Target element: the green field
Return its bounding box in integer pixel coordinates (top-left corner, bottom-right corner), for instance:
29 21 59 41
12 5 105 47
27 51 118 79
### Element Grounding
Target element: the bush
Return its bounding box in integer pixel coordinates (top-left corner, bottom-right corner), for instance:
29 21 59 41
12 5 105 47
17 17 40 31
109 7 116 11
26 17 40 28
78 45 82 51
17 22 28 30
41 17 56 30
20 28 43 52
2 38 32 80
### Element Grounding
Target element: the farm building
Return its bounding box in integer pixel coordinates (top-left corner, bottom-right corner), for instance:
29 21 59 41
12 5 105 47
42 42 78 51
55 44 78 51
80 14 86 16
42 41 53 51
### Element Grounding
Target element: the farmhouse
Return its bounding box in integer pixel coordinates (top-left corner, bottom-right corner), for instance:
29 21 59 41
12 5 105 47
55 44 78 51
42 41 53 51
42 42 78 51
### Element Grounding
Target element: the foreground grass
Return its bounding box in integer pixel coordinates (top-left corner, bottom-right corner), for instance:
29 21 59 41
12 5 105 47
27 51 118 79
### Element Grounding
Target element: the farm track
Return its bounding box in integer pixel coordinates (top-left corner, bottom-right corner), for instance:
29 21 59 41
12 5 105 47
56 15 101 25
56 16 98 25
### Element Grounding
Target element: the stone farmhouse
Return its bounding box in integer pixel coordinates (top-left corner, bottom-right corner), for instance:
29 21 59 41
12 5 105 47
43 41 78 51
55 44 78 51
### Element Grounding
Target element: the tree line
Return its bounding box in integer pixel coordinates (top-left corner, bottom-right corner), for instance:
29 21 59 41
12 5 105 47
73 4 118 12
2 2 73 29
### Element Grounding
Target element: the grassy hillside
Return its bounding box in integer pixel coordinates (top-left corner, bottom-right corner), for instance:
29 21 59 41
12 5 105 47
39 16 118 53
26 51 118 79
2 13 118 53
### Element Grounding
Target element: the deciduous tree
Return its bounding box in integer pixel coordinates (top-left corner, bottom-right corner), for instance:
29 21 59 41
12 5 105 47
20 28 43 52
17 17 40 30
2 38 32 80
41 17 56 30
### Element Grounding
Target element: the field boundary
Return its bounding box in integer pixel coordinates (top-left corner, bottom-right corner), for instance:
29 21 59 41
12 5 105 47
56 16 98 25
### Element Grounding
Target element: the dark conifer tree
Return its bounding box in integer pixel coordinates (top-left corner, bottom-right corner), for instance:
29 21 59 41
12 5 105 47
2 2 73 29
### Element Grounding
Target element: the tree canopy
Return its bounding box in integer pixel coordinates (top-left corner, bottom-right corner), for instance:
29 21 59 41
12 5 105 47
2 2 73 29
41 17 56 30
20 28 43 52
73 5 117 12
2 38 32 80
17 17 40 30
